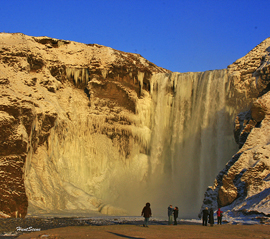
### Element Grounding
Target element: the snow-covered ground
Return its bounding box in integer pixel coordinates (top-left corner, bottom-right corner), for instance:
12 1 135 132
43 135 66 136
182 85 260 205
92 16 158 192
27 215 266 225
3 205 269 226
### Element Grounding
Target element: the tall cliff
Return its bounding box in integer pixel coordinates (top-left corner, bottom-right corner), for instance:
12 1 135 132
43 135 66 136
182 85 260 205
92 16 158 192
0 33 270 220
201 37 270 223
0 33 169 218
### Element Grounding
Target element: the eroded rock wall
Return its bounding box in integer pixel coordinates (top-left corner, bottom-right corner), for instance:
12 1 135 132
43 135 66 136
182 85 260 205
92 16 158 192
0 33 169 218
227 38 270 110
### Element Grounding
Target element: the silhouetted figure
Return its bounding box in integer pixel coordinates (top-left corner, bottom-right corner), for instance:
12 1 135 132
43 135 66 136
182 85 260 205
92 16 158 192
217 208 223 225
141 202 152 227
173 206 179 225
168 205 174 225
202 207 209 226
209 208 214 226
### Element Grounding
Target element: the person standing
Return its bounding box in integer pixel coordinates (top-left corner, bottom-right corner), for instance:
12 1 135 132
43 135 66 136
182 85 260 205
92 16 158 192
209 208 214 226
141 202 152 227
173 206 179 225
217 208 223 225
168 205 174 225
202 207 209 226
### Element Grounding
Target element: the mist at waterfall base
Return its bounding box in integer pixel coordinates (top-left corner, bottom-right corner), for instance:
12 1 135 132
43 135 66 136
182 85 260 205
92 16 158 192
25 70 238 219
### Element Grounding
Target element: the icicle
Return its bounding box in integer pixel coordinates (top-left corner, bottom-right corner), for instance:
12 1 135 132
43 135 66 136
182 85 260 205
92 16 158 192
101 69 108 79
138 71 144 91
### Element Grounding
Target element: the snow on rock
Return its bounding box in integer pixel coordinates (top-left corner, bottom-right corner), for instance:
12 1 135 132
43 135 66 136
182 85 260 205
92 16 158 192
200 38 270 223
0 211 11 218
0 33 169 218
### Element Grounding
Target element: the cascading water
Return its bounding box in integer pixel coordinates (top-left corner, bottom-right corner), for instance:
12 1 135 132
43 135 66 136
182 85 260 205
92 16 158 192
146 70 237 217
24 69 238 218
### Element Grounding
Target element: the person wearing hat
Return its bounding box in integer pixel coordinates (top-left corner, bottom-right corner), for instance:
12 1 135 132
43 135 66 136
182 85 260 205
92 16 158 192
202 207 209 226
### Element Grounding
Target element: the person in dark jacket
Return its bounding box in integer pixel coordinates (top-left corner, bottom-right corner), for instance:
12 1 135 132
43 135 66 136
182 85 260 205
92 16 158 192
209 208 214 226
168 205 174 225
202 207 209 226
141 202 152 227
173 206 179 225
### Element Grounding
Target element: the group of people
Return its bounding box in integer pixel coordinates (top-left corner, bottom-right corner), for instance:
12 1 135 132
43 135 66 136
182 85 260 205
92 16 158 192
167 205 179 225
201 207 223 226
141 203 179 227
141 202 223 227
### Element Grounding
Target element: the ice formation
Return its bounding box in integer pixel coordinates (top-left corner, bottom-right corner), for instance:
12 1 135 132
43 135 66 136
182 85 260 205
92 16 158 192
24 70 238 218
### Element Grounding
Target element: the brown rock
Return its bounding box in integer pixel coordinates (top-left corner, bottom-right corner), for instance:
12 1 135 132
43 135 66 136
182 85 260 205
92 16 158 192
218 185 238 207
0 33 169 218
251 101 266 122
227 37 270 111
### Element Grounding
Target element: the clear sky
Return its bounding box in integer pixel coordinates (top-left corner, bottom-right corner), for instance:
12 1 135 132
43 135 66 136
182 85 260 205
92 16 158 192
1 0 269 72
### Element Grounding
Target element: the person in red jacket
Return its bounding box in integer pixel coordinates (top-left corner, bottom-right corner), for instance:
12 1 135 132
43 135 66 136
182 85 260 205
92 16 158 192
217 208 223 225
141 202 152 227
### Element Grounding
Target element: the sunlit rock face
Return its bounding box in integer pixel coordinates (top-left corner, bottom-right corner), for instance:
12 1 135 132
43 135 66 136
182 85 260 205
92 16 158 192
0 33 169 217
200 37 270 221
1 32 270 220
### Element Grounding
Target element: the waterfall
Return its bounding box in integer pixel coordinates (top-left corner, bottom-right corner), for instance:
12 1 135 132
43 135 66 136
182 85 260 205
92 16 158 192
24 69 238 218
146 70 237 217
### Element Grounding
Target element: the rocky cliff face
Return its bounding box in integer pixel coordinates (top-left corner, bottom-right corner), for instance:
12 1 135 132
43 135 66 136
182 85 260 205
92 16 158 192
201 37 270 223
225 40 269 113
0 33 169 218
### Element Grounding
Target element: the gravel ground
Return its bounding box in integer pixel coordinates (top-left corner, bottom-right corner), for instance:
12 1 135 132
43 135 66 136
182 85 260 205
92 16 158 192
0 217 171 238
0 217 269 239
7 224 270 239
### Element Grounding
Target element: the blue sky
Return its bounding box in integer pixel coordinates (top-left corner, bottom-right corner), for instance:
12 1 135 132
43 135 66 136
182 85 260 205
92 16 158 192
1 0 269 72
